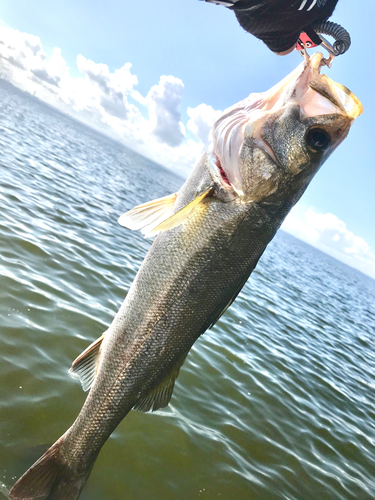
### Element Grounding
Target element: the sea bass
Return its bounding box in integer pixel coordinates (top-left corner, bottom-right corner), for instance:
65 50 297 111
10 53 362 500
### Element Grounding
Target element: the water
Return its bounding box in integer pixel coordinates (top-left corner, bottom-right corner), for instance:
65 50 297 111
0 80 374 500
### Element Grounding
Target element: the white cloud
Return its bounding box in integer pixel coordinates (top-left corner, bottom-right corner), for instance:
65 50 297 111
0 27 68 93
282 205 375 278
0 24 218 174
73 55 139 120
77 55 137 96
31 66 61 87
147 75 185 147
187 103 222 145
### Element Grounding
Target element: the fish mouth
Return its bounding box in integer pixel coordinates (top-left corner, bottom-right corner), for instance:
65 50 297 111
294 53 363 119
210 53 363 195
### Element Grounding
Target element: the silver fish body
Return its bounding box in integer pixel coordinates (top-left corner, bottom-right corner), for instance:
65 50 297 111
9 53 362 500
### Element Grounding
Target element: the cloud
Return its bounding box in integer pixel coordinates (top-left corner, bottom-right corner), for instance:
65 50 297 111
75 55 139 120
6 54 26 70
0 27 66 90
282 206 375 278
147 75 185 147
76 55 137 96
31 67 60 87
187 103 222 145
99 93 128 120
77 56 113 94
24 37 43 56
0 23 216 173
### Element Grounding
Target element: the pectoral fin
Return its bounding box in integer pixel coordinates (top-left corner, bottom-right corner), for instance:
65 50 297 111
118 187 213 238
118 193 177 236
133 354 188 412
69 332 106 392
147 188 213 236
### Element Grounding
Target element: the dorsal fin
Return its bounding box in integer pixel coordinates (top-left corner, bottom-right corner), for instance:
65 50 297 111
69 333 106 392
118 193 177 237
133 354 187 412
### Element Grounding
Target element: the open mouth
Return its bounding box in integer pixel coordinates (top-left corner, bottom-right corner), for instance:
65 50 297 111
285 52 363 119
209 52 363 196
307 76 363 119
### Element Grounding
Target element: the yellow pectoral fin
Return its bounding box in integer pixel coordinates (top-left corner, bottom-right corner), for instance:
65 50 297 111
148 187 213 236
118 192 178 236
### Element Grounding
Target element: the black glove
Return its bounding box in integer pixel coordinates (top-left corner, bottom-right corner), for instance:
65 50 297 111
205 0 339 53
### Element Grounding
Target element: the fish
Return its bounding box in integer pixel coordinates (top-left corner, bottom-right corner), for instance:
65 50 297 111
9 52 362 500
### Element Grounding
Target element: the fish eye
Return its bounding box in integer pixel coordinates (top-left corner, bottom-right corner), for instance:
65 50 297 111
306 128 331 153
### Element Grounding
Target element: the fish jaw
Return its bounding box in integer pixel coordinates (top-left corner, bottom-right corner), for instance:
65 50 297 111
210 52 362 202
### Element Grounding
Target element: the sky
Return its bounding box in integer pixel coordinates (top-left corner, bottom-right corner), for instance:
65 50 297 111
0 0 374 278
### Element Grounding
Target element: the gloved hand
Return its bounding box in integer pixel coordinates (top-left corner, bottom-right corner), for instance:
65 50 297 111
204 0 339 54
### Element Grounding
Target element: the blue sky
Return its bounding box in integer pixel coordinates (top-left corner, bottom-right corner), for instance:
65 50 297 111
0 0 374 277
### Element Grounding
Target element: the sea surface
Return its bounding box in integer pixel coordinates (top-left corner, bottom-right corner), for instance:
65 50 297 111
0 80 374 500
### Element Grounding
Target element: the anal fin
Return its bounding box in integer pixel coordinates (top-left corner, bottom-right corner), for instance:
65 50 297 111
133 354 188 412
69 332 106 392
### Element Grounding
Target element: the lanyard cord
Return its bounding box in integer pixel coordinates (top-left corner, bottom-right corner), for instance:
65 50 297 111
313 20 351 56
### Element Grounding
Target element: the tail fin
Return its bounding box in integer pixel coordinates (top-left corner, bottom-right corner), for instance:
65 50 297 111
9 436 91 500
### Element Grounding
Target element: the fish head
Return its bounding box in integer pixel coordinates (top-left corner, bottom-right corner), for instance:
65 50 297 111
211 53 363 203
